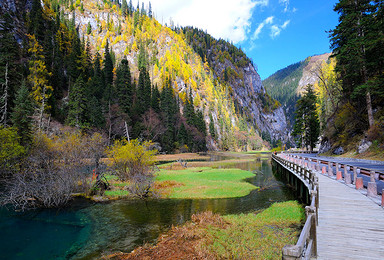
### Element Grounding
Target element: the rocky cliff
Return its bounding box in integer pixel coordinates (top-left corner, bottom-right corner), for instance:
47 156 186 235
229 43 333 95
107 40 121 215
263 53 331 127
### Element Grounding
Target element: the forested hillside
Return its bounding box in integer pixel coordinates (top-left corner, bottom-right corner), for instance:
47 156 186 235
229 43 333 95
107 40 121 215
0 0 292 154
263 54 330 126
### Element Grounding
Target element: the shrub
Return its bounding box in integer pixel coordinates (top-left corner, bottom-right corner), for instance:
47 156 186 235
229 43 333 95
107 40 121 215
106 139 158 198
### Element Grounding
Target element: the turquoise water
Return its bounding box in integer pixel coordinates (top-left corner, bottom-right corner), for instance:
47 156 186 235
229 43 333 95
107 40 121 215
0 156 296 259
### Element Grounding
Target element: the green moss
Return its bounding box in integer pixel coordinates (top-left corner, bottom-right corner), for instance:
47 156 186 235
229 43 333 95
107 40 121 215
156 167 258 199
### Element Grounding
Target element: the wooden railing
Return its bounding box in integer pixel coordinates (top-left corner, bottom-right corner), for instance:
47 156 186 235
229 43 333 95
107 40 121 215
272 153 319 260
291 154 384 181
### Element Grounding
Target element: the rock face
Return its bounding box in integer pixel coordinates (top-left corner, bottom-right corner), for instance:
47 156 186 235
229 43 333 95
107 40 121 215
333 146 344 155
231 63 290 143
357 139 372 154
318 138 331 154
297 53 331 95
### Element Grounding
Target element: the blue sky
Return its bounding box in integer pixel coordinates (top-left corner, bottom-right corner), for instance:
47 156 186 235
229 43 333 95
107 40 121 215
149 0 340 79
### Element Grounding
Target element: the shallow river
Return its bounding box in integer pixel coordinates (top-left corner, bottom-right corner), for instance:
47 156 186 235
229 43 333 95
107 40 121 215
0 154 296 259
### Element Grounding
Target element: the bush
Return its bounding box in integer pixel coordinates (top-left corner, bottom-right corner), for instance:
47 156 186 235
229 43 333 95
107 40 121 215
0 127 25 177
1 131 106 210
106 139 158 198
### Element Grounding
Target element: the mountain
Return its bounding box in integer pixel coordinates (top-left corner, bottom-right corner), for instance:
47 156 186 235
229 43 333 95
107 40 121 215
263 53 331 125
0 0 289 151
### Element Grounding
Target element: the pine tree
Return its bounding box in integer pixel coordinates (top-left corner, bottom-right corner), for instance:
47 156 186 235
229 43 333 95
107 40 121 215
148 1 152 18
0 13 21 127
330 0 377 127
209 114 216 139
128 0 133 16
11 82 34 146
87 22 92 34
67 76 87 127
122 0 128 16
292 85 320 151
103 41 114 102
160 78 179 151
150 84 160 113
29 0 45 43
103 41 114 86
137 42 148 70
177 122 188 145
141 2 146 16
136 66 151 115
115 58 132 114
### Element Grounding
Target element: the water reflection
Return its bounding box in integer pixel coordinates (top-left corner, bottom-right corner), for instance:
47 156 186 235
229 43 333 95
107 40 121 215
0 153 296 260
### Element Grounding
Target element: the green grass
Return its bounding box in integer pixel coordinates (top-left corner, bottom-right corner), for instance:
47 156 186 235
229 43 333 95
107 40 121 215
205 201 304 259
104 189 130 197
156 167 258 199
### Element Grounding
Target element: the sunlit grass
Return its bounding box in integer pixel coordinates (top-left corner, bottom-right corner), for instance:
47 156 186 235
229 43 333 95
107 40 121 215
156 167 258 199
204 201 304 259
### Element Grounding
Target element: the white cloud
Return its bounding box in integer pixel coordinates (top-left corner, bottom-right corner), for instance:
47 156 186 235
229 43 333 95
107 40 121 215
269 20 290 39
281 20 290 29
279 0 289 13
252 16 274 39
149 0 267 44
270 25 281 38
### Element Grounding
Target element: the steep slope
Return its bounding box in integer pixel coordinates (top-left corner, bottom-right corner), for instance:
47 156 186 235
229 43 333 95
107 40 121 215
182 27 288 143
263 53 331 125
1 0 289 150
68 1 288 144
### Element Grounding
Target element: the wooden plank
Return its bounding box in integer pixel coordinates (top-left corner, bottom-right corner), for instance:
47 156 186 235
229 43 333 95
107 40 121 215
316 173 384 260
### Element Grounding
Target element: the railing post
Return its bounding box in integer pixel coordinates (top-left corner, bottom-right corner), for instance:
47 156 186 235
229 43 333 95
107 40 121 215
328 161 333 177
282 245 302 260
367 171 377 197
382 189 384 207
316 160 320 171
353 166 357 184
344 165 351 184
306 206 317 258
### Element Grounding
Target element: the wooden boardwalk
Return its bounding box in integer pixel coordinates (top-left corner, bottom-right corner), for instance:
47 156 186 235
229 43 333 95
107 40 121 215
317 173 384 259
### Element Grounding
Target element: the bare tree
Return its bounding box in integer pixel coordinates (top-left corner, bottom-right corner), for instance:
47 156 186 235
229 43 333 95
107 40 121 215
0 131 106 211
142 109 166 142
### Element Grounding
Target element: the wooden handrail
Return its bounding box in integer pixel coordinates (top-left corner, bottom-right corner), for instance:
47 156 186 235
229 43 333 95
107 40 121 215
272 153 319 259
288 153 384 181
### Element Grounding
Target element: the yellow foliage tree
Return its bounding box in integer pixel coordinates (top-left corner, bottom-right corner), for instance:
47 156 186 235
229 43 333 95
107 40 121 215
27 34 53 129
106 139 157 181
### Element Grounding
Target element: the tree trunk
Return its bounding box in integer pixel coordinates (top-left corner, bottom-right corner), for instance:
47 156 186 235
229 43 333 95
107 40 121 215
366 90 374 127
1 62 9 126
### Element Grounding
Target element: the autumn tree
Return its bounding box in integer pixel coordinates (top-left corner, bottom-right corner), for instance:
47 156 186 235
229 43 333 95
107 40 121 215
0 127 25 178
27 34 53 129
106 139 157 198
